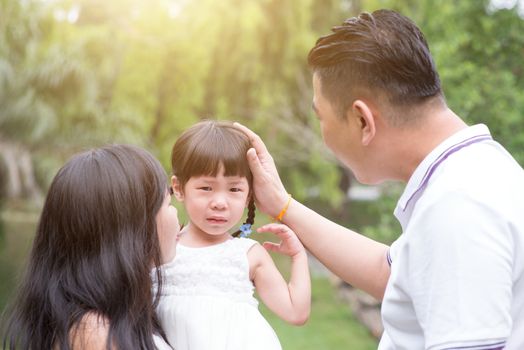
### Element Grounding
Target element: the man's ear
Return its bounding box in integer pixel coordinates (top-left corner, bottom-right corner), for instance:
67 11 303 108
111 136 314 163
351 99 376 146
171 176 184 201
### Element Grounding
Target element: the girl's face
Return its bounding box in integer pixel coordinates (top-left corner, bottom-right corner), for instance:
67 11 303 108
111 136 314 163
156 191 180 263
174 166 250 237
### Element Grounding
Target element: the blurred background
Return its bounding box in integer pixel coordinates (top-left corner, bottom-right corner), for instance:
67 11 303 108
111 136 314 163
1 0 524 348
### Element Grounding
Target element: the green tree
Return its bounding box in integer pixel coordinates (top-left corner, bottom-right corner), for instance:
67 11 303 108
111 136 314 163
5 0 524 238
56 0 347 205
0 0 109 195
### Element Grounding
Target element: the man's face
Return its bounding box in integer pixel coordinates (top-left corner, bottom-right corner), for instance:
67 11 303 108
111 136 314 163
312 73 363 179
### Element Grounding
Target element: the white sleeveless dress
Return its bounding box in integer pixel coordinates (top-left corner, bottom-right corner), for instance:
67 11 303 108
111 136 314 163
154 334 173 350
154 237 282 350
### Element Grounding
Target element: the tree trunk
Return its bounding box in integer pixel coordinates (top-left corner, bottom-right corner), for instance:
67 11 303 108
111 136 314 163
0 141 43 202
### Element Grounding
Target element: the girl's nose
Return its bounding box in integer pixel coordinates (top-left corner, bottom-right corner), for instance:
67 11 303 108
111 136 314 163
210 195 227 210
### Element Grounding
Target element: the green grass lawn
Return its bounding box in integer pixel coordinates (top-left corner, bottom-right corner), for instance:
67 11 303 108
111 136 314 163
255 230 378 350
259 276 378 350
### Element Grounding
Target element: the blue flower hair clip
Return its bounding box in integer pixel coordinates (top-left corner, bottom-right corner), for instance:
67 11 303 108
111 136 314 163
239 223 252 238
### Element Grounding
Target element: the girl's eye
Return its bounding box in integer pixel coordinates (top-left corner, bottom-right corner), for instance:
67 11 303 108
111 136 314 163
199 186 212 191
230 187 242 192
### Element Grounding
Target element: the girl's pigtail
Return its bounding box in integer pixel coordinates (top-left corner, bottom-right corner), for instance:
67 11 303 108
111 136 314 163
246 198 256 225
233 198 256 238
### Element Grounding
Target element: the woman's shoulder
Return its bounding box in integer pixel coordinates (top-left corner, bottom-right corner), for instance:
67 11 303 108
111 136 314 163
70 312 111 350
69 313 173 350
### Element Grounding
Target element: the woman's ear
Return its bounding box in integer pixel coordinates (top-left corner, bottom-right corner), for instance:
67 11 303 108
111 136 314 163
171 176 184 201
352 99 376 146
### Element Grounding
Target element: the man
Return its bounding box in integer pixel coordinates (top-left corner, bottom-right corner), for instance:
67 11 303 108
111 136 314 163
235 9 524 350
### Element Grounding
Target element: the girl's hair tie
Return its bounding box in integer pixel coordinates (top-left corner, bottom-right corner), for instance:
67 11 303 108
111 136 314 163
238 223 252 238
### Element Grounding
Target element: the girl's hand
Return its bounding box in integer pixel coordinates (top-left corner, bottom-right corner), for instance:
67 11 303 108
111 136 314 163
258 223 305 258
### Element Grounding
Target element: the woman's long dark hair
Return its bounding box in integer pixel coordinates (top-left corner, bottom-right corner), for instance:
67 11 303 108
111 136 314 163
2 144 168 349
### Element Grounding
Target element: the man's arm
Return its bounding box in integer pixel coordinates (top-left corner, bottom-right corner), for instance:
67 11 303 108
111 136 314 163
283 198 390 300
235 122 390 300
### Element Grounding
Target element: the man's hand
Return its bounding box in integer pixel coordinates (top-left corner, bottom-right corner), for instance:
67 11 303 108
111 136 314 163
234 122 289 217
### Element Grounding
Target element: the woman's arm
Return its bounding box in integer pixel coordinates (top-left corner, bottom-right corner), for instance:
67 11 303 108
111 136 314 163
249 224 310 325
235 122 390 300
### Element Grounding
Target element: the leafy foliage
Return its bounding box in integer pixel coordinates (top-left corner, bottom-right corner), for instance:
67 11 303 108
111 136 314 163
2 0 524 347
2 0 524 237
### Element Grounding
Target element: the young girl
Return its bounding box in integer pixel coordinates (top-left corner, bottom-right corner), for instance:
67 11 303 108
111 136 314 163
155 120 311 350
3 145 178 350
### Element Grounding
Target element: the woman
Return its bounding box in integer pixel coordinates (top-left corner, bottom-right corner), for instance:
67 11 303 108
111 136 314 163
2 144 179 349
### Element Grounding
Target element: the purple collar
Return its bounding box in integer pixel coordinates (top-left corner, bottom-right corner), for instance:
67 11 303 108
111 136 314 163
395 124 493 223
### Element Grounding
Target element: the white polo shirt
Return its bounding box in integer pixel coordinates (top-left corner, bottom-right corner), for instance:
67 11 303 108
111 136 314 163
379 124 524 350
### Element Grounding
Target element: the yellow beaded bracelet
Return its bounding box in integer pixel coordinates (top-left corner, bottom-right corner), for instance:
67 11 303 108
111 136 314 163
274 194 292 222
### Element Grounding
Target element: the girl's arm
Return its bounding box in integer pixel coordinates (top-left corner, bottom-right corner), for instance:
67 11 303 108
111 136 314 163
248 223 311 325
